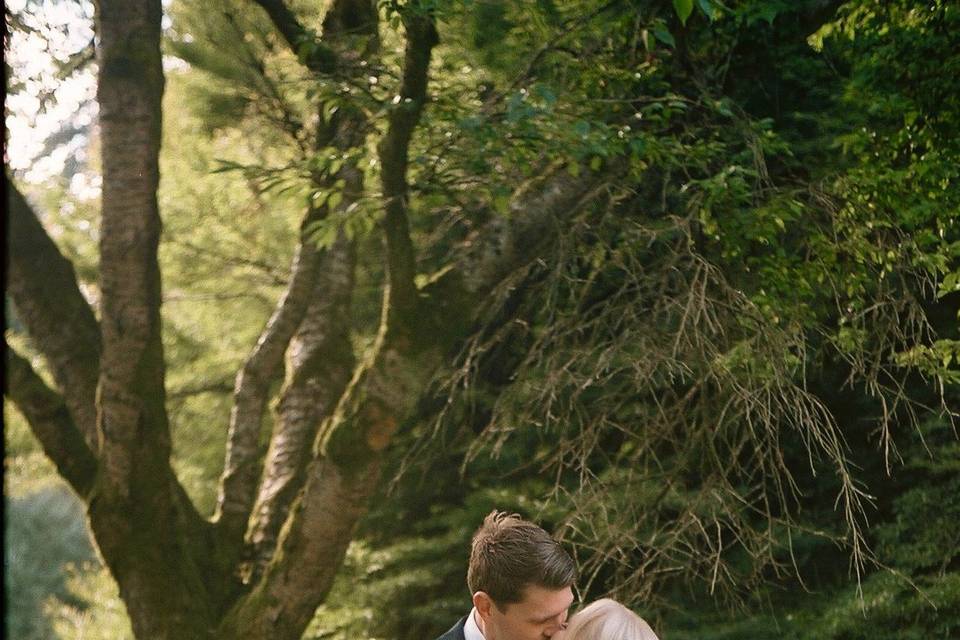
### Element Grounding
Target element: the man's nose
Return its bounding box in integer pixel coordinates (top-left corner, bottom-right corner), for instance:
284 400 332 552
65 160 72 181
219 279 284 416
543 619 568 638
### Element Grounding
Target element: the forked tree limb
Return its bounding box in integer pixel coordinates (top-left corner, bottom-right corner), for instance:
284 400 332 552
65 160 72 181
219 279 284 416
249 0 338 74
247 145 363 568
4 344 98 496
214 205 326 551
219 6 438 637
7 182 101 450
232 0 376 575
217 0 375 556
246 215 358 576
218 161 610 636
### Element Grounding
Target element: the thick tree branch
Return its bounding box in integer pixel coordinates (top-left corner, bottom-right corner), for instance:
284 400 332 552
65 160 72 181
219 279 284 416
4 345 98 497
234 0 375 578
245 230 357 574
221 309 446 638
376 7 438 326
222 161 616 640
7 182 101 449
95 0 169 498
86 5 230 638
222 5 598 637
248 0 338 74
216 0 375 550
218 457 380 639
220 6 435 636
214 206 325 550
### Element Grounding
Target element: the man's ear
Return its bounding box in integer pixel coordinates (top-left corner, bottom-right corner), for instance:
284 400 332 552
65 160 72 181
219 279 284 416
473 591 494 620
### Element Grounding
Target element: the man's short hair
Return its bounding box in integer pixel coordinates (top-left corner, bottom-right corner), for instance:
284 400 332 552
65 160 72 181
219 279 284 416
467 510 577 606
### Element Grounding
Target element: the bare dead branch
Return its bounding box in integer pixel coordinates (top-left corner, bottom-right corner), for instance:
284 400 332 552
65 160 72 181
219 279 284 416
437 202 927 610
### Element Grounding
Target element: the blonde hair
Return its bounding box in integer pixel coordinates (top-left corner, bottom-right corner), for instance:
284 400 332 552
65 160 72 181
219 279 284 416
563 598 660 640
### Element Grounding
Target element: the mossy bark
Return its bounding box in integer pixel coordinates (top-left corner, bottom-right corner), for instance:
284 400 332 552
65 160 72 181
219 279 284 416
6 1 610 638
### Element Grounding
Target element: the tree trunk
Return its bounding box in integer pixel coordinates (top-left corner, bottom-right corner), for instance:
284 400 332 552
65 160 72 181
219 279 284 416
5 1 610 638
88 1 226 638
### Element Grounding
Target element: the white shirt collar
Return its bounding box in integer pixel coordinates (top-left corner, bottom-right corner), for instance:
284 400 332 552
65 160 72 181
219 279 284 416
464 607 486 640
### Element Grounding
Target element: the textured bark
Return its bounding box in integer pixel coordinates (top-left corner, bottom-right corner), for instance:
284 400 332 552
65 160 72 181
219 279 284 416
232 0 374 576
215 206 325 553
459 170 618 295
4 345 98 496
95 0 168 498
7 184 101 450
218 457 380 639
88 2 223 638
220 308 450 636
88 476 222 639
221 333 439 639
7 0 618 637
246 226 357 574
377 10 438 324
218 5 435 638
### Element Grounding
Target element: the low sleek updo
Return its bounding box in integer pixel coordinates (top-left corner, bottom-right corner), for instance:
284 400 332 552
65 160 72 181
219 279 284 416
562 598 659 640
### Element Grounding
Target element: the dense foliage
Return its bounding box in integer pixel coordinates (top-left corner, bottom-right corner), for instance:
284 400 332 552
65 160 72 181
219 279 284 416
5 0 958 638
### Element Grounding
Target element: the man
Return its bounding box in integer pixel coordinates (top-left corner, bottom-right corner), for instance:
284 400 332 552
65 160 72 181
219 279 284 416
435 510 577 640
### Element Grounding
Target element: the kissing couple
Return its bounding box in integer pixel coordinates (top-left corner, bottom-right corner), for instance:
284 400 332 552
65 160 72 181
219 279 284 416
434 511 660 640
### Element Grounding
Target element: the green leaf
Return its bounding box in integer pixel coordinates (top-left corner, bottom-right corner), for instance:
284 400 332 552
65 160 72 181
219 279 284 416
296 37 317 66
697 0 715 20
673 0 694 25
328 191 343 211
653 26 676 48
755 3 779 25
323 101 340 122
941 271 959 297
533 84 557 107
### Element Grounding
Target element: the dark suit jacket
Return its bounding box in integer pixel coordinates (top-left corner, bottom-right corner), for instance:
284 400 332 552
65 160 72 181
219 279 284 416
434 615 467 640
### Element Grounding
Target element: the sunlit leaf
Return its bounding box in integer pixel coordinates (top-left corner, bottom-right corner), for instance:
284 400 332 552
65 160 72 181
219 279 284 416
673 0 694 25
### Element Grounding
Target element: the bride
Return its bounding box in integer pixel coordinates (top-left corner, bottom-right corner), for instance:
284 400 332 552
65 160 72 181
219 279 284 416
554 598 660 640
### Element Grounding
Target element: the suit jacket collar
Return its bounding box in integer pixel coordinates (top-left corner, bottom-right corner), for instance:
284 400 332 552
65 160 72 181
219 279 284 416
435 615 468 640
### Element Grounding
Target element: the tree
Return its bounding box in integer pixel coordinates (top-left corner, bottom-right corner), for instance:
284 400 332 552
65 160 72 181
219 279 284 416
7 0 606 637
5 0 957 639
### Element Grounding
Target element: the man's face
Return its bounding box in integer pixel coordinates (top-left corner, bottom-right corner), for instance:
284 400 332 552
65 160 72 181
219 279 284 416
475 584 574 640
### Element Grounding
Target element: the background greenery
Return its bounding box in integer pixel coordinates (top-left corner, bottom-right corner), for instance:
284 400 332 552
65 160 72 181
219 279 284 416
5 0 958 638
